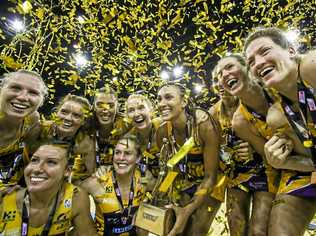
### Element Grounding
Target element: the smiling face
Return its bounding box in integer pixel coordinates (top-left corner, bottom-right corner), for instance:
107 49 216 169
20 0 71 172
245 37 296 88
216 57 248 96
94 93 117 127
113 138 138 176
157 85 186 121
0 73 43 120
56 100 85 138
126 96 152 131
24 144 69 193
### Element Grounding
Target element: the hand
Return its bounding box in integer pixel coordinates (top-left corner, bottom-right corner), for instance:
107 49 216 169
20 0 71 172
165 204 190 236
234 141 253 162
94 165 111 178
264 135 293 169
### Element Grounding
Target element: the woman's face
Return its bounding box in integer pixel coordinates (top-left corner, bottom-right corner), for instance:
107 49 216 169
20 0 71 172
126 97 152 131
94 93 117 126
0 73 43 120
216 57 247 96
157 85 186 121
24 145 69 193
245 37 295 88
56 100 85 138
113 138 138 176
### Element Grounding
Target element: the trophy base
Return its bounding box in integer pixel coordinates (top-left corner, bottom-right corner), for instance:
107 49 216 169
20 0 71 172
135 203 175 236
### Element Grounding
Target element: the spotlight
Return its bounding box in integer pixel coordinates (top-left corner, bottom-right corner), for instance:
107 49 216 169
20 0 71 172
160 70 169 80
74 54 88 67
10 19 25 32
284 29 300 44
173 66 183 78
194 84 203 93
77 16 85 23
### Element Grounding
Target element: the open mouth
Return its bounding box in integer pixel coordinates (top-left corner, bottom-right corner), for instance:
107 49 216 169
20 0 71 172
115 162 129 169
259 66 274 79
160 107 171 117
30 176 47 183
226 78 238 89
11 102 29 111
62 121 73 129
134 116 145 124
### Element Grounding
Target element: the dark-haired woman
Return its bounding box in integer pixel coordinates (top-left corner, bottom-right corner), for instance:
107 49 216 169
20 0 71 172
81 134 145 235
0 143 97 235
156 83 221 236
89 87 131 169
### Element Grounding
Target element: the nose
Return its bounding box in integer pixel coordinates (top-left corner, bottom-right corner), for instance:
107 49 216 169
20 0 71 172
253 55 266 75
32 161 44 174
16 89 29 102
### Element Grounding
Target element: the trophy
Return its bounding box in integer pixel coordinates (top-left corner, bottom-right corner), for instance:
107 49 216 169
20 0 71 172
135 137 195 236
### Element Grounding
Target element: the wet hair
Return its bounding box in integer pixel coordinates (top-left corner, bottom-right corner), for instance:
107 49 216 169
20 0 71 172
117 133 141 157
126 94 153 113
56 93 91 118
1 69 48 102
244 27 291 52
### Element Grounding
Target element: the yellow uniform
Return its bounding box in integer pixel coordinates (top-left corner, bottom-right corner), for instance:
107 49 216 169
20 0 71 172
239 103 280 193
0 116 33 189
129 117 161 178
216 101 269 193
94 169 145 235
95 116 131 167
0 183 76 235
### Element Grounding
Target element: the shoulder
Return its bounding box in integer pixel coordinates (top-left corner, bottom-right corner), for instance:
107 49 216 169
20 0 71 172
232 106 248 130
266 102 289 131
209 101 221 117
300 50 316 89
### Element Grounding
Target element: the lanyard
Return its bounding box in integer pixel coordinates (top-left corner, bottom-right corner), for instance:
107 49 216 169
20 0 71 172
21 190 59 236
280 81 316 166
111 171 134 216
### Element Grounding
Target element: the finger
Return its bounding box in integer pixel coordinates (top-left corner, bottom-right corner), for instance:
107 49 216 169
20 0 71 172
237 142 249 148
266 135 280 146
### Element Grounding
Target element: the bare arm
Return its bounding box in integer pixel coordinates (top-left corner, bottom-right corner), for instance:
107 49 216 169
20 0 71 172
232 108 267 157
72 187 97 235
301 50 316 89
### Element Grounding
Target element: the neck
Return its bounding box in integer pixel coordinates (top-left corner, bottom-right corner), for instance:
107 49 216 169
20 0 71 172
116 171 133 187
237 82 269 115
0 115 23 132
172 110 187 131
136 123 152 140
99 123 114 137
29 187 60 209
273 69 298 102
221 96 239 110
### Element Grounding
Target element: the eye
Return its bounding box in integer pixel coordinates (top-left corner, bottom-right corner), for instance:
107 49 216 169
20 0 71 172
128 108 135 113
9 84 21 92
47 159 58 165
29 89 40 96
30 157 39 164
73 113 82 119
261 47 270 55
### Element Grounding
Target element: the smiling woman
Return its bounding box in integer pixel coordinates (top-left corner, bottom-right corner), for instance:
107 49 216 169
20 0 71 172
0 70 47 189
0 143 97 235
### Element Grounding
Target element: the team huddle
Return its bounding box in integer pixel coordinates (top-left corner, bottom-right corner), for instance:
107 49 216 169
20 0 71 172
0 27 316 236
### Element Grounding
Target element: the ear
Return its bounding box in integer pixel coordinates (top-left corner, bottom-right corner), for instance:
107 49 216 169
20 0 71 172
288 46 296 58
64 166 71 179
181 99 187 109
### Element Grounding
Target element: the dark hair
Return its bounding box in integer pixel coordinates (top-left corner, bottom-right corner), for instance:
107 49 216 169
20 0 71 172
244 27 290 52
117 134 141 157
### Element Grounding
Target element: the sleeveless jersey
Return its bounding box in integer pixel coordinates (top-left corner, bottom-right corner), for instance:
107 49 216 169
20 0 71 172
94 169 145 235
0 183 75 235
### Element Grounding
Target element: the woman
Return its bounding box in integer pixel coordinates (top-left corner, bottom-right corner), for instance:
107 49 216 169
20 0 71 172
156 82 220 236
214 54 277 236
34 94 95 183
0 70 47 189
244 27 316 236
0 142 96 235
90 86 131 168
125 94 161 180
81 134 145 235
